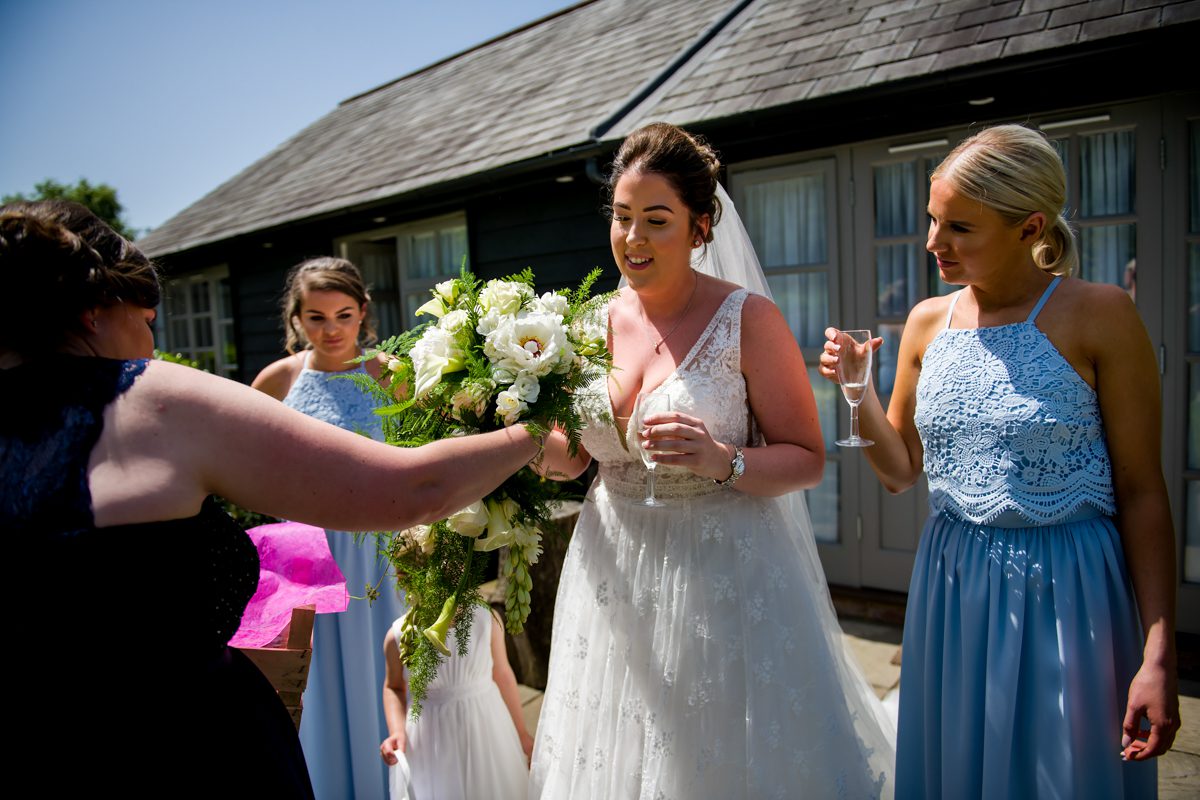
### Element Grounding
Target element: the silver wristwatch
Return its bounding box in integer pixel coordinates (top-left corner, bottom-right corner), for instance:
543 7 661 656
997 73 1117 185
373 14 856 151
714 446 745 488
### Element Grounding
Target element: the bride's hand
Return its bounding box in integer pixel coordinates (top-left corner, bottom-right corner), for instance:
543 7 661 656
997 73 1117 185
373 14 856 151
640 411 735 482
818 327 883 384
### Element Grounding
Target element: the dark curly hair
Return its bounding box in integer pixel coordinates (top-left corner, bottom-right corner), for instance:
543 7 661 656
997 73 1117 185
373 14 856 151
0 200 159 357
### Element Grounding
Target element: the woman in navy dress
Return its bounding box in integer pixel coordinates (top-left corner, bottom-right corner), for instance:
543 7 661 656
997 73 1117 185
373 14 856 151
0 200 542 796
821 125 1178 799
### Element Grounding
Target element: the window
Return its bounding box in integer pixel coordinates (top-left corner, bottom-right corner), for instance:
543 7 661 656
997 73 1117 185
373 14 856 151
338 213 469 336
159 266 237 378
734 160 840 542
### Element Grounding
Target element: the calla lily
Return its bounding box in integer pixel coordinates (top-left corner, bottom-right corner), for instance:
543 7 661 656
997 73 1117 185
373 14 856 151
447 501 488 538
423 595 457 657
474 497 522 552
415 297 447 319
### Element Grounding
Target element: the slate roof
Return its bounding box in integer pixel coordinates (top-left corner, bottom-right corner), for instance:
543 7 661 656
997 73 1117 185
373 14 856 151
141 0 1199 257
140 0 734 256
613 0 1199 134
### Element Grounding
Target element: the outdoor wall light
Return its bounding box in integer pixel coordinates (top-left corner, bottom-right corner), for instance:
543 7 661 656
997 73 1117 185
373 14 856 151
1039 113 1111 131
968 97 995 106
555 175 575 183
887 138 950 154
373 216 387 223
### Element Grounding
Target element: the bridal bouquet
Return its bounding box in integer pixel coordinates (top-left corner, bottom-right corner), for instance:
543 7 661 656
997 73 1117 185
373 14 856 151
352 267 610 711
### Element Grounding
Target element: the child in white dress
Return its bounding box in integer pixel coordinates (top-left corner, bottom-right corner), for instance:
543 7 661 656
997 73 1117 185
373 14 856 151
380 604 532 800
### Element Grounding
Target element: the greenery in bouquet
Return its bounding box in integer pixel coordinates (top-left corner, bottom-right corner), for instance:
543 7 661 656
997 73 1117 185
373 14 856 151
349 267 611 712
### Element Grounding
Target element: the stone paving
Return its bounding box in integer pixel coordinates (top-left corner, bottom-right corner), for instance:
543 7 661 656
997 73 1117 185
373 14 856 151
517 619 1199 797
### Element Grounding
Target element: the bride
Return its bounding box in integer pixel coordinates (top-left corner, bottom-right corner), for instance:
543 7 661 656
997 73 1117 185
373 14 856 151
528 123 895 799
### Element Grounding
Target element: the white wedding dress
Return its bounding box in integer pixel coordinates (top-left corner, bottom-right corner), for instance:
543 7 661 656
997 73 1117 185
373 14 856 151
529 289 895 799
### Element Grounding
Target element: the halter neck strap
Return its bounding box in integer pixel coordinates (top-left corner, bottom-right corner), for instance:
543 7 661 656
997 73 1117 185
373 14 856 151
944 291 963 329
1026 276 1062 323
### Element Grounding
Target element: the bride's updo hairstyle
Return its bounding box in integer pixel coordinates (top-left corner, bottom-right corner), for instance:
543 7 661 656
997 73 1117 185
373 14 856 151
0 200 159 357
280 257 376 354
607 122 723 243
932 124 1078 276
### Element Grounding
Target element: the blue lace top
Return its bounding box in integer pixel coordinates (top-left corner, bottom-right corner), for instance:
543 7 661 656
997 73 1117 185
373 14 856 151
282 351 384 441
914 277 1116 526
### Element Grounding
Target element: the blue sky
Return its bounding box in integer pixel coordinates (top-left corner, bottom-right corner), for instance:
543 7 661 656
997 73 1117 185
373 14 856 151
0 0 571 234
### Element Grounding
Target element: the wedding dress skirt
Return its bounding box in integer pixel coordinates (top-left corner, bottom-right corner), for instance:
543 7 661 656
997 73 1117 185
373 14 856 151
529 291 894 799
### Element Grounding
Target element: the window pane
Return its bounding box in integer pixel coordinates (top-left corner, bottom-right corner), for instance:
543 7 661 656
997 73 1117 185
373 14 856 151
192 317 213 348
190 281 211 314
876 243 920 316
742 174 828 268
874 162 917 237
1190 123 1199 234
218 277 233 319
808 365 837 453
1190 243 1200 352
169 319 189 349
767 271 828 348
1187 482 1200 584
222 322 238 366
805 463 839 544
1080 224 1136 288
439 226 469 272
1080 130 1135 217
1190 364 1200 471
407 232 440 279
1050 137 1069 188
166 290 186 316
876 322 904 399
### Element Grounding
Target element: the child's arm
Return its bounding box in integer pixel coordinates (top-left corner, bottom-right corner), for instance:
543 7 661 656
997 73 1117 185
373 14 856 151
380 628 409 765
490 612 535 764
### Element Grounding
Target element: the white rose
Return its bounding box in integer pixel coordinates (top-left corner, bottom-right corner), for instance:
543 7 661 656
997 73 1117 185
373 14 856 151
484 311 574 378
404 525 435 555
475 307 503 337
494 388 527 426
438 308 469 333
447 501 488 538
479 280 532 316
532 291 569 317
409 326 465 398
511 371 540 404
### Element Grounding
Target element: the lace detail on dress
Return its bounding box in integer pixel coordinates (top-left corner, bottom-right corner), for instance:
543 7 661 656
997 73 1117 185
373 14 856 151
282 353 384 441
575 290 752 501
915 317 1115 525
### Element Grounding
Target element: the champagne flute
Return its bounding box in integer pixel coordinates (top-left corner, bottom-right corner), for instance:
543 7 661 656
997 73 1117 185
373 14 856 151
834 329 874 448
632 391 671 507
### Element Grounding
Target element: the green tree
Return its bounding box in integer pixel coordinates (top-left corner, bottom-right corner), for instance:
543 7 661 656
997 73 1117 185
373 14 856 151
2 178 137 239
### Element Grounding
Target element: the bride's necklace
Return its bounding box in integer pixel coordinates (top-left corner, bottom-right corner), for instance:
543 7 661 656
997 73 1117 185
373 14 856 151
639 270 699 354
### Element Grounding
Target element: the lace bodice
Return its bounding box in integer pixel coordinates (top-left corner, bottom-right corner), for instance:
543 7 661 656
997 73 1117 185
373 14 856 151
915 278 1115 525
575 290 753 500
282 351 383 441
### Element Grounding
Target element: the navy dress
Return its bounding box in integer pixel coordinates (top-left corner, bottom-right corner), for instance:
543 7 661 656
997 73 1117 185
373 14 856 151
1 357 313 797
899 278 1155 798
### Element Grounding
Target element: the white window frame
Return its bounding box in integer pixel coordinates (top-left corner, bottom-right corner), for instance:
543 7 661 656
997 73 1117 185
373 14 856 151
336 212 469 333
158 265 237 378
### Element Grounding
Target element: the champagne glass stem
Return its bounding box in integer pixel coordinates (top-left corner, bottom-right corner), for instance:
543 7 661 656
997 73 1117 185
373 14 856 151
646 468 658 505
849 404 860 440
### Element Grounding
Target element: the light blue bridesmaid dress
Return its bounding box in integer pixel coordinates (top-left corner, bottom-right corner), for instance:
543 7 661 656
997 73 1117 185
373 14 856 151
899 277 1156 798
284 351 405 800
